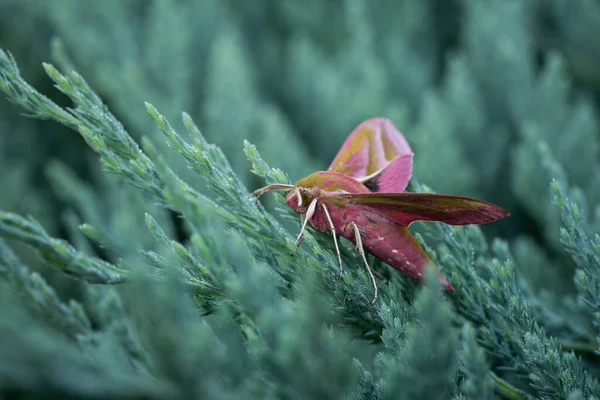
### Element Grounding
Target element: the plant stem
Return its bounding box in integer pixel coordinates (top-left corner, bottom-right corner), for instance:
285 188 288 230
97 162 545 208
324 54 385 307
489 371 533 400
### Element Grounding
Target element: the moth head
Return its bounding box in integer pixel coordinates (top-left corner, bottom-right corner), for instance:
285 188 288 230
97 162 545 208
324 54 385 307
285 186 314 213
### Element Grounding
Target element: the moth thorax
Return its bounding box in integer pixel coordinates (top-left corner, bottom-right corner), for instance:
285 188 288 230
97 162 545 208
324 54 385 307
285 187 313 213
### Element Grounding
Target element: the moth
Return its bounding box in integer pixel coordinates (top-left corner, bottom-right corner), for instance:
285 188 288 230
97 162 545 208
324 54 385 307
253 118 509 305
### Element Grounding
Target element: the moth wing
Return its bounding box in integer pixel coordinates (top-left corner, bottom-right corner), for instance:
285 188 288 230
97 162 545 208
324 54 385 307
360 153 412 193
391 226 455 291
367 219 455 291
327 118 413 192
339 192 510 227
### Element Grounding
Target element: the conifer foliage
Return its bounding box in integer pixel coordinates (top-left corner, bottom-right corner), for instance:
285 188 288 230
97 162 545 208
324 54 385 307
1 0 600 399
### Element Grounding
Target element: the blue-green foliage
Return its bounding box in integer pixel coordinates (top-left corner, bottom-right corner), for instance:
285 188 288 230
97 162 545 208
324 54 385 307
1 0 600 398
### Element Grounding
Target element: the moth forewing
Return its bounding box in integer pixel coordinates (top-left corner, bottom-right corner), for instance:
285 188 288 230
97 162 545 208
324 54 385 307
327 118 414 191
340 192 510 227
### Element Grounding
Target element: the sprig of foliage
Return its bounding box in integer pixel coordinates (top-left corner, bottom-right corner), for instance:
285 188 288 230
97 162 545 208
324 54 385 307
407 175 600 399
0 48 397 341
457 323 495 399
536 141 600 355
0 210 126 283
0 283 171 399
0 47 513 398
378 270 459 400
2 43 600 399
0 237 91 337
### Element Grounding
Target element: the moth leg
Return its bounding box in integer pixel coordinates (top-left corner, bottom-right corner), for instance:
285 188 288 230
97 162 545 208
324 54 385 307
291 214 307 255
295 213 306 248
350 222 378 306
295 198 317 247
321 203 343 279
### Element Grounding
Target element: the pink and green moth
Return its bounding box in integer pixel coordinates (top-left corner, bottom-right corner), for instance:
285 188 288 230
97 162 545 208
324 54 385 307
253 118 509 305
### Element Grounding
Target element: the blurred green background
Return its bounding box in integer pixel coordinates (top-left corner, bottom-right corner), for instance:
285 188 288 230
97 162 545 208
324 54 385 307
2 0 599 296
2 1 600 398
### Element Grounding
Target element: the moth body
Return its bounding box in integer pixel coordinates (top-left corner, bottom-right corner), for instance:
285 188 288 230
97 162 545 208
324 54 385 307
285 171 454 291
253 117 509 305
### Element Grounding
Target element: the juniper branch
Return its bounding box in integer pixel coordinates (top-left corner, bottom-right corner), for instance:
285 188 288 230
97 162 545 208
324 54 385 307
0 49 397 341
541 143 600 334
0 238 92 337
408 179 599 399
0 288 172 399
146 103 406 337
458 323 495 400
379 270 459 400
0 49 225 298
0 210 127 284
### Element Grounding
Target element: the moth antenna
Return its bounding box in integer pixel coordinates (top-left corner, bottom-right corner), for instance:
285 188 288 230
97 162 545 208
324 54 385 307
355 167 384 183
295 198 317 247
254 192 265 204
321 203 343 279
252 184 294 204
350 222 378 306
